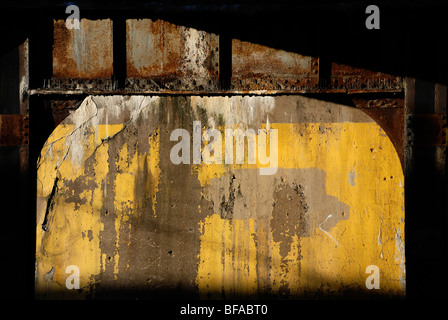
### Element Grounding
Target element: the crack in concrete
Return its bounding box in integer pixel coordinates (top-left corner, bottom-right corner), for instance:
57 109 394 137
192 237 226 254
41 175 59 232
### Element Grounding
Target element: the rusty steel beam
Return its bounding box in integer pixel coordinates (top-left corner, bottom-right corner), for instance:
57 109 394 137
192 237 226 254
30 88 403 97
33 76 403 95
0 114 29 146
230 76 403 93
352 97 404 109
43 78 115 91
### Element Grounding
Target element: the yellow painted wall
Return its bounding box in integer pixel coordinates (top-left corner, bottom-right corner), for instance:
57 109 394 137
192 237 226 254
196 122 405 297
35 96 404 299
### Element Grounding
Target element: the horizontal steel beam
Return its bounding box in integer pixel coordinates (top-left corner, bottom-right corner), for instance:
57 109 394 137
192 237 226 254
32 76 404 96
30 88 404 96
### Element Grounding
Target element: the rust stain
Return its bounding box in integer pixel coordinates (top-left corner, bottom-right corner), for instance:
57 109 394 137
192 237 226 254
126 19 218 80
126 19 183 78
332 63 391 78
232 39 312 79
352 97 404 109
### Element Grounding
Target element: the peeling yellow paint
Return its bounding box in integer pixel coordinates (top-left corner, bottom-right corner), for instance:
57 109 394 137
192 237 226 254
197 214 259 298
195 123 276 187
35 122 162 298
97 124 123 142
35 126 108 298
195 122 405 297
36 96 404 299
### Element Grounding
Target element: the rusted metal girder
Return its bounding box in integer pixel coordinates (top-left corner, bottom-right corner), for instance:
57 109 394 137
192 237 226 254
47 18 404 95
32 76 403 95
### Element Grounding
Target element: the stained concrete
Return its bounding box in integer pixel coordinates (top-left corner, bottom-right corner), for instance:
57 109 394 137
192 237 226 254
35 95 405 299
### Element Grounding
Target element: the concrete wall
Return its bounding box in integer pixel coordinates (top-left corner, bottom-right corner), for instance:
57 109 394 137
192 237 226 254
35 95 405 299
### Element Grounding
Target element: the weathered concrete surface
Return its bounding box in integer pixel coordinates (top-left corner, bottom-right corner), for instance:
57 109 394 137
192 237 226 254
35 95 405 299
126 19 219 90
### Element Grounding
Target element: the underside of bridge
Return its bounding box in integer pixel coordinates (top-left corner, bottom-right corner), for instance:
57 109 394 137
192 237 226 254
0 0 446 302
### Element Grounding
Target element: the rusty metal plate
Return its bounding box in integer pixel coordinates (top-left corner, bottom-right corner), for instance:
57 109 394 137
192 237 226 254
53 19 113 79
126 19 219 90
232 39 314 78
231 38 314 91
332 63 385 77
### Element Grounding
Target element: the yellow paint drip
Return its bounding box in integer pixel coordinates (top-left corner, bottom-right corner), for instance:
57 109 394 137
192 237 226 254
197 214 258 298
